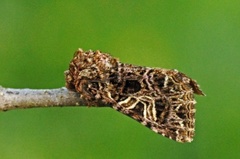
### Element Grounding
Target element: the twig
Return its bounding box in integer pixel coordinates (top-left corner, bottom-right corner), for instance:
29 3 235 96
0 86 107 111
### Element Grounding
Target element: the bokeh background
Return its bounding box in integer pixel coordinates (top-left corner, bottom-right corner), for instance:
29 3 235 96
0 1 239 159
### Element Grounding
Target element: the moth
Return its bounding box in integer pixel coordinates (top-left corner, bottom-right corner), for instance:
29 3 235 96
65 48 204 143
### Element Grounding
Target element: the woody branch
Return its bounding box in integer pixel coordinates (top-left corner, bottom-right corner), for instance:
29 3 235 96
0 86 107 111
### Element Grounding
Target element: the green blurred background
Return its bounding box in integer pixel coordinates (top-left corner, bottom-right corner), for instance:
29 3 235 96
0 1 239 159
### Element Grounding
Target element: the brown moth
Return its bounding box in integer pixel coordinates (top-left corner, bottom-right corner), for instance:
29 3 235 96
65 48 204 143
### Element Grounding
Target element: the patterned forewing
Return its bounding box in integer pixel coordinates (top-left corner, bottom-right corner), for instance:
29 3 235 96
65 49 204 143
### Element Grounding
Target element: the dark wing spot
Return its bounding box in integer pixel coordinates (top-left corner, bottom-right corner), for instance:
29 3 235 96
134 102 145 116
123 80 141 94
155 99 169 124
109 73 119 85
176 112 186 119
153 74 165 88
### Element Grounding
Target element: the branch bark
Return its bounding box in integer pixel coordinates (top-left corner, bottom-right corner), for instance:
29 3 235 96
0 86 108 111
